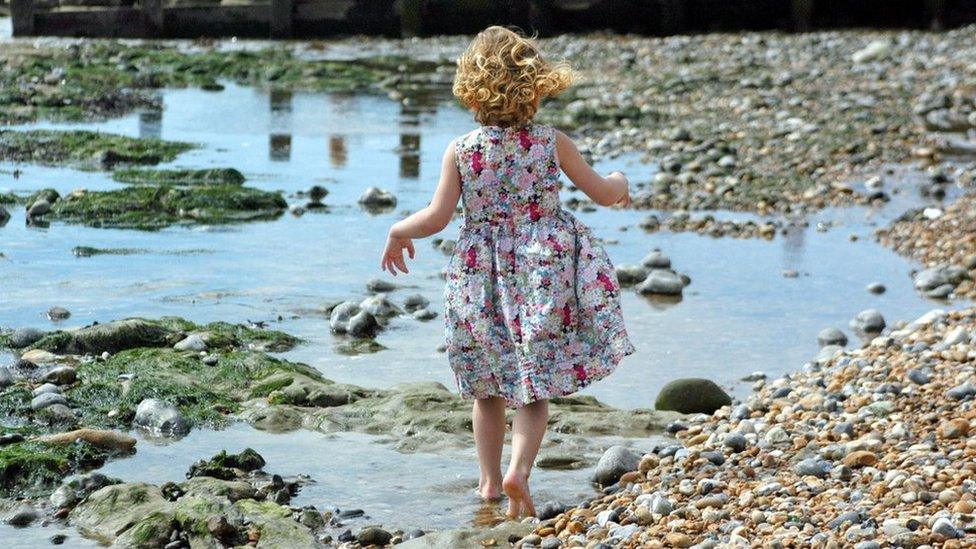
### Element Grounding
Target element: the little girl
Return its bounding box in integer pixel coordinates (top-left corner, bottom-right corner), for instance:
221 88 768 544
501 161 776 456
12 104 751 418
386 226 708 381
380 26 634 518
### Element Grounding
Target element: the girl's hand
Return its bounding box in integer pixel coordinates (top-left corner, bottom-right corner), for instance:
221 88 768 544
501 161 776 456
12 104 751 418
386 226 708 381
609 171 631 207
380 234 415 276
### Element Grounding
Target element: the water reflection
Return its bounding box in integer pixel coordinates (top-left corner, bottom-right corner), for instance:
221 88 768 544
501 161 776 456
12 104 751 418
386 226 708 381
138 109 162 139
329 135 347 168
269 134 292 161
781 223 806 269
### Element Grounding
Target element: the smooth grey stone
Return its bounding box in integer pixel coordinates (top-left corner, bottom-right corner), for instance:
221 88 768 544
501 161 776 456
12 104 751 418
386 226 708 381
906 369 930 385
794 458 830 478
849 309 885 335
134 398 190 436
724 432 747 453
31 392 67 410
40 366 77 385
32 383 60 396
866 282 886 294
347 311 380 339
592 445 640 486
636 269 684 296
402 293 429 312
174 334 207 352
366 278 397 293
817 328 848 347
329 301 360 334
5 504 39 527
947 382 976 400
0 366 12 387
641 250 671 269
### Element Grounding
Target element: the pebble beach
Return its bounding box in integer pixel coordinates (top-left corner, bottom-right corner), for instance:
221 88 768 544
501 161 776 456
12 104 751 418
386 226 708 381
1 15 976 549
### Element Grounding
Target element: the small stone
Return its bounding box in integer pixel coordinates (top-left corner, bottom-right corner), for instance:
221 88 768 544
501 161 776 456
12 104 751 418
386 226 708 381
206 515 237 539
347 311 380 338
174 334 207 352
592 445 640 486
402 294 429 312
906 369 930 385
636 269 684 296
366 278 397 293
938 418 969 439
5 504 39 526
664 532 694 548
849 309 885 335
413 308 437 321
946 382 976 400
842 450 878 468
31 392 67 411
357 527 393 546
40 366 77 385
358 187 397 210
134 398 190 436
794 458 830 478
47 307 71 320
931 517 961 539
615 264 648 286
866 282 886 294
641 250 671 269
655 378 731 414
723 432 747 453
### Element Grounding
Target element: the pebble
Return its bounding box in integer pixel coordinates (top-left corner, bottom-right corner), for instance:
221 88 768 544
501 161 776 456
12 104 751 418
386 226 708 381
356 527 392 546
174 334 207 352
866 282 886 294
40 366 77 385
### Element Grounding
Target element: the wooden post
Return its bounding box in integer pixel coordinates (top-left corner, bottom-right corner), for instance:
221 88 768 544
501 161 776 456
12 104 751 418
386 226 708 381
400 0 421 38
11 0 35 37
791 0 814 32
270 0 293 39
143 0 164 37
924 0 946 30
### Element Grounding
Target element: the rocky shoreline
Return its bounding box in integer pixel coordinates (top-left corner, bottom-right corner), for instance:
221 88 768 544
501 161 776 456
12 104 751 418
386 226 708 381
523 307 976 548
0 315 681 547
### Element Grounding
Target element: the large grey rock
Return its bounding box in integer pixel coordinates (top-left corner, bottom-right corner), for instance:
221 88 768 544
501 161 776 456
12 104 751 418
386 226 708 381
636 270 684 296
655 378 731 414
849 309 885 335
402 294 430 312
134 398 190 436
27 199 51 218
50 472 121 509
817 328 848 347
591 445 641 486
5 504 39 526
0 366 12 387
32 382 60 396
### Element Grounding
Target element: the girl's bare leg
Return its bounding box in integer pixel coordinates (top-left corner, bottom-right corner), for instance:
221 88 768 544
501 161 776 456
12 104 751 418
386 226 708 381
503 398 549 518
473 397 506 500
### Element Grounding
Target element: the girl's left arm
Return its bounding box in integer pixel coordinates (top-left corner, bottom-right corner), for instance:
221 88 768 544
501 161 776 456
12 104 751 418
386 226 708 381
380 140 462 276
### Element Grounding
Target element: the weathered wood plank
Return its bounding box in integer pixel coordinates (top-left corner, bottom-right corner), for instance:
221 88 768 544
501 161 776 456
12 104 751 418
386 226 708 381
33 7 145 37
400 0 421 37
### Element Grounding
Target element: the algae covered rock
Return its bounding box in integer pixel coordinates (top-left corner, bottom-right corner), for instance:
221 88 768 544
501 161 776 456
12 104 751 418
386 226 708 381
48 184 287 229
655 378 732 414
70 483 173 541
0 130 193 169
113 167 246 186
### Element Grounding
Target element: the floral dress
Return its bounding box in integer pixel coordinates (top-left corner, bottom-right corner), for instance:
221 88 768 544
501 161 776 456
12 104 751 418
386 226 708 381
444 123 635 408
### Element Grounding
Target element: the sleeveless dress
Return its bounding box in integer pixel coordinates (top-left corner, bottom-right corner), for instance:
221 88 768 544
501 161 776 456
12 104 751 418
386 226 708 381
444 123 635 408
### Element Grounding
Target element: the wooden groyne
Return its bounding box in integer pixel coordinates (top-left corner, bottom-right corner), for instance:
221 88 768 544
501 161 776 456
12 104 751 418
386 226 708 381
9 0 976 40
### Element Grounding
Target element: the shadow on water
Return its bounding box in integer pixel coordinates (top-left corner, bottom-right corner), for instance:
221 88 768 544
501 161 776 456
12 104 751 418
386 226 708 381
0 81 971 538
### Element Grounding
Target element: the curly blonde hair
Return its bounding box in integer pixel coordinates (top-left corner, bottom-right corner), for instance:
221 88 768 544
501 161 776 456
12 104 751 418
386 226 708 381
452 26 574 128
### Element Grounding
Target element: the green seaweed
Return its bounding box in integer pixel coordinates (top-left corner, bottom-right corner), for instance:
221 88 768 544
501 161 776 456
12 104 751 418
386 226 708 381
0 130 193 170
113 167 246 186
0 440 109 498
49 184 286 230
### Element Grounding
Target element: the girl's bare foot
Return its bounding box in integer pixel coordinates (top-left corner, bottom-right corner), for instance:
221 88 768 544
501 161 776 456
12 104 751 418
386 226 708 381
502 470 536 518
478 476 502 501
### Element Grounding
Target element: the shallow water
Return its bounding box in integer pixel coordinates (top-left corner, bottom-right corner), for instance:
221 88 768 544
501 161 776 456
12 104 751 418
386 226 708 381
0 82 969 539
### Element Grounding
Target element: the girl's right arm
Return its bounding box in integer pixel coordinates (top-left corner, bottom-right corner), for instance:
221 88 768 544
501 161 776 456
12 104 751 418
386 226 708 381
555 130 630 207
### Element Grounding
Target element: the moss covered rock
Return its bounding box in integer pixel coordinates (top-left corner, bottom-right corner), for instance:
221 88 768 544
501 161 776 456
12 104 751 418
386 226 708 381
113 167 246 186
0 439 110 498
0 130 192 169
48 184 286 230
654 378 732 414
69 483 173 543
